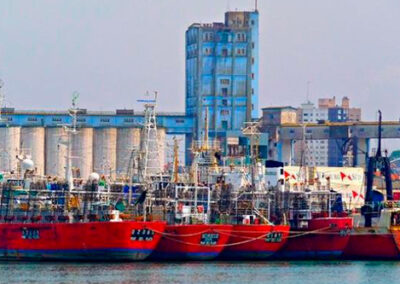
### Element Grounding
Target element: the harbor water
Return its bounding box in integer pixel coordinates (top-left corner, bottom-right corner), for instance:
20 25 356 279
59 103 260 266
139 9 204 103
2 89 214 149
1 261 400 284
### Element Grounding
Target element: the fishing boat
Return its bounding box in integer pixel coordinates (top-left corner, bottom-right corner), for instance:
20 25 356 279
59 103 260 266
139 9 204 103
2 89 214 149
269 177 353 259
0 176 166 261
0 97 167 261
343 111 400 259
151 223 232 260
0 220 165 261
344 208 399 259
149 183 233 260
219 221 290 260
278 214 352 259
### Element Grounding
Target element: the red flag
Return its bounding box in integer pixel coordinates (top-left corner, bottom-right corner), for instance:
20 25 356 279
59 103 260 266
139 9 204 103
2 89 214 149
284 171 290 179
352 191 358 198
340 172 346 181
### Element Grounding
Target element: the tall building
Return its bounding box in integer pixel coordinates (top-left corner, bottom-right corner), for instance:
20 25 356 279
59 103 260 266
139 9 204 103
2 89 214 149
185 10 259 159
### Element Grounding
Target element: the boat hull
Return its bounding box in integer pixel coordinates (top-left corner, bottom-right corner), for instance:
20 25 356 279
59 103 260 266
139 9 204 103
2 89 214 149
0 221 166 261
343 229 399 259
219 224 290 260
276 217 352 259
151 224 232 261
389 227 400 259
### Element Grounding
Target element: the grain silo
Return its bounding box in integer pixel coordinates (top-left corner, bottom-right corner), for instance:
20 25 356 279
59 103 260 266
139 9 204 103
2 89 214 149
45 127 67 178
116 128 141 178
71 127 93 180
93 128 117 179
0 127 21 173
20 127 45 175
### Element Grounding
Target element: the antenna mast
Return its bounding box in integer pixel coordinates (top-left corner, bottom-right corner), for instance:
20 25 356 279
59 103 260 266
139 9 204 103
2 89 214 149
0 79 5 123
138 91 161 182
65 91 80 190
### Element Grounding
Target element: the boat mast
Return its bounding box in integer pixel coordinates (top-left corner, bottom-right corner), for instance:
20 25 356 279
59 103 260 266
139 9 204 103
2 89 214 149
138 91 160 183
172 136 180 183
65 92 79 191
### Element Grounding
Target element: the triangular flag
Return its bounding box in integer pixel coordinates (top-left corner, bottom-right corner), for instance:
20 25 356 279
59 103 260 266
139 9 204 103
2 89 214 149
284 171 290 179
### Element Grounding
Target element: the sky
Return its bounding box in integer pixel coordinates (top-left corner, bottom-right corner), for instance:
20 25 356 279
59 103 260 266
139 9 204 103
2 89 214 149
0 0 400 122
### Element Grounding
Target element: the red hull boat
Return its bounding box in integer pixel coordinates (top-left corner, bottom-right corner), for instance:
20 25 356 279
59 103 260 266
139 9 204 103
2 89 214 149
0 221 166 261
219 224 290 260
343 230 398 259
277 217 353 259
151 224 232 260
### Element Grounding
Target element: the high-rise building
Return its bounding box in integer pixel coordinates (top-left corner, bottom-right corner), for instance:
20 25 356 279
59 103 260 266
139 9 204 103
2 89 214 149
185 10 259 160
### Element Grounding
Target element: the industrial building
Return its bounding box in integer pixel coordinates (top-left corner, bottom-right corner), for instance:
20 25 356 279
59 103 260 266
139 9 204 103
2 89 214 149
0 110 168 179
295 96 362 167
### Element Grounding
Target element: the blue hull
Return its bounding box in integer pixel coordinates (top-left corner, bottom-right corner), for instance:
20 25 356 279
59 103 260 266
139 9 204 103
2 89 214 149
0 248 153 261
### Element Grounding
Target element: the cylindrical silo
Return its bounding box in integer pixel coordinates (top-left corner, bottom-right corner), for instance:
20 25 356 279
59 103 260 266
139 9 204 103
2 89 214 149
116 128 141 178
45 127 67 178
157 128 166 171
93 128 117 179
71 128 93 180
20 127 45 175
0 127 21 173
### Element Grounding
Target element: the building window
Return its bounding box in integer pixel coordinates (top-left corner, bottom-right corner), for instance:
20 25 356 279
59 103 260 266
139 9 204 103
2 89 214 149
175 119 185 123
221 110 229 116
220 79 230 85
52 117 62 122
222 99 228 106
252 42 255 49
222 48 228 57
221 88 228 96
28 117 37 122
100 118 110 123
251 73 255 79
251 20 255 25
252 57 255 64
222 120 228 130
124 118 134 123
236 33 246 42
252 88 254 95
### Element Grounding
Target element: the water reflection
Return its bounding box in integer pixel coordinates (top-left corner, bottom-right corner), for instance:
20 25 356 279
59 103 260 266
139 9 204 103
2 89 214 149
2 261 400 284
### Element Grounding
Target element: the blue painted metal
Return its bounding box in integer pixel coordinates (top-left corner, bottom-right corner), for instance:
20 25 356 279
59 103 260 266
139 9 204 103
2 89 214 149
0 111 194 135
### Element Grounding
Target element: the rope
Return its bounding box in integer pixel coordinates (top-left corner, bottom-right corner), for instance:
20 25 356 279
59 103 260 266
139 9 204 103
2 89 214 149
152 228 212 237
153 226 337 248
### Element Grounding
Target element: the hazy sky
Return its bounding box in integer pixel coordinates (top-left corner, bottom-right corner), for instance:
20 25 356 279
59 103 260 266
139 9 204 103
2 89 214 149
1 0 400 121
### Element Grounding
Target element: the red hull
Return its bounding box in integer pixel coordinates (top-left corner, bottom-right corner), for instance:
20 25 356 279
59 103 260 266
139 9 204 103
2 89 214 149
343 229 399 259
220 224 290 260
389 227 400 259
151 224 232 260
0 221 166 261
277 217 353 259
